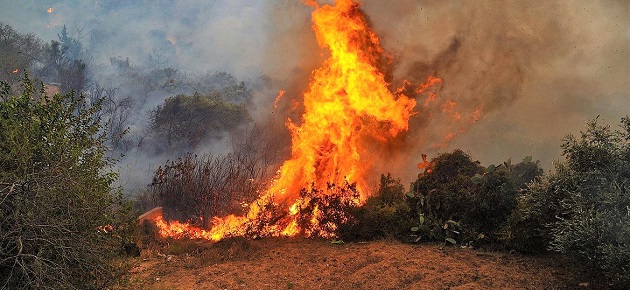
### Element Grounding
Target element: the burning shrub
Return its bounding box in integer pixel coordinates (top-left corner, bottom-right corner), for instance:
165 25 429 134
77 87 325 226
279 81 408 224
0 75 129 289
408 150 529 247
150 153 267 228
505 117 630 286
337 174 414 241
296 182 361 238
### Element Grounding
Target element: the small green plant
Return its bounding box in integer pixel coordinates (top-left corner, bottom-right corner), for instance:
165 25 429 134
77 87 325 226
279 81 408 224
411 218 462 247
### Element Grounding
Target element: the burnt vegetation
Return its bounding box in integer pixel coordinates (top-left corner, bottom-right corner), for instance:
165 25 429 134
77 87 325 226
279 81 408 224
0 22 628 289
149 152 268 227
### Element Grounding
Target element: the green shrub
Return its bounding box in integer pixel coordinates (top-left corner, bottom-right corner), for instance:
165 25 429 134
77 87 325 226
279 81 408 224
0 75 129 289
500 167 566 253
409 150 535 247
552 117 630 285
337 174 414 241
504 117 630 286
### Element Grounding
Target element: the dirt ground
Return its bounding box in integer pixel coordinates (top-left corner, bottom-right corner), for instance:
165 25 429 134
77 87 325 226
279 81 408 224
121 237 588 290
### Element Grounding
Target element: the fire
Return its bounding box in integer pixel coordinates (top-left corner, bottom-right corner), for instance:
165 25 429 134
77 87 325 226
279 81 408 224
269 0 415 204
153 0 437 240
12 69 18 74
432 101 481 149
273 90 285 109
417 154 430 171
419 76 442 108
47 7 54 13
97 224 114 234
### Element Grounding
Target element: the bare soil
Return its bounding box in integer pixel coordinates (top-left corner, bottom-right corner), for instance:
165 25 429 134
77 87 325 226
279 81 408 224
121 238 586 290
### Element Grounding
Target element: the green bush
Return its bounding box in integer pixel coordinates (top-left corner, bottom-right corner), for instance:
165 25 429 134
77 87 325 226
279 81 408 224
337 174 414 241
150 92 251 151
505 117 630 286
500 169 563 253
409 150 537 247
0 75 129 289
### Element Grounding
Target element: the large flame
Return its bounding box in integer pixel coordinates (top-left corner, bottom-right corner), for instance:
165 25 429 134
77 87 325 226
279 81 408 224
273 0 415 202
153 0 436 240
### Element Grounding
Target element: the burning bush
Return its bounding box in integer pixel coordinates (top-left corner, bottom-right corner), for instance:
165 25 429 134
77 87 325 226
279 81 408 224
146 0 432 242
337 174 414 241
149 153 267 228
504 117 630 286
296 181 361 238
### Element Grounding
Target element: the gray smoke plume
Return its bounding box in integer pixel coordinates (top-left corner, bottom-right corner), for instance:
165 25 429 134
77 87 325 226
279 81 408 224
363 0 630 181
0 0 278 192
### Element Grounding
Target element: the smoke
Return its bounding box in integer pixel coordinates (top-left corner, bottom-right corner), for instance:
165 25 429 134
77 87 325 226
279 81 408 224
0 0 271 79
358 0 630 181
1 0 628 189
0 0 279 193
256 0 630 184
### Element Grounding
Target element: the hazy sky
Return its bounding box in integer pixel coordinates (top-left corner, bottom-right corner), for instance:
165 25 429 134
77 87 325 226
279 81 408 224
1 0 628 182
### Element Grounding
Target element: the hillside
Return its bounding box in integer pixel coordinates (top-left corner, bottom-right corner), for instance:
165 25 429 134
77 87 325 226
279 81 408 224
121 238 585 289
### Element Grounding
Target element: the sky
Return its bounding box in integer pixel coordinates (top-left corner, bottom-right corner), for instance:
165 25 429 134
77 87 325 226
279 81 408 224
1 0 628 185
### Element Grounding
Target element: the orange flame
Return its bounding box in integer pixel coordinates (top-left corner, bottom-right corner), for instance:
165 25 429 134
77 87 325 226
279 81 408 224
417 154 430 170
270 0 416 204
154 0 436 240
273 90 285 109
431 107 482 149
12 69 19 74
47 7 54 13
418 76 442 108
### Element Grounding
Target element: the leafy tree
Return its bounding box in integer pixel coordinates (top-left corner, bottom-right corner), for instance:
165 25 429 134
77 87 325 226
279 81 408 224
0 23 45 87
0 74 127 289
510 157 543 189
190 71 238 93
57 59 87 93
150 92 250 151
57 25 82 62
51 25 87 93
0 23 88 95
